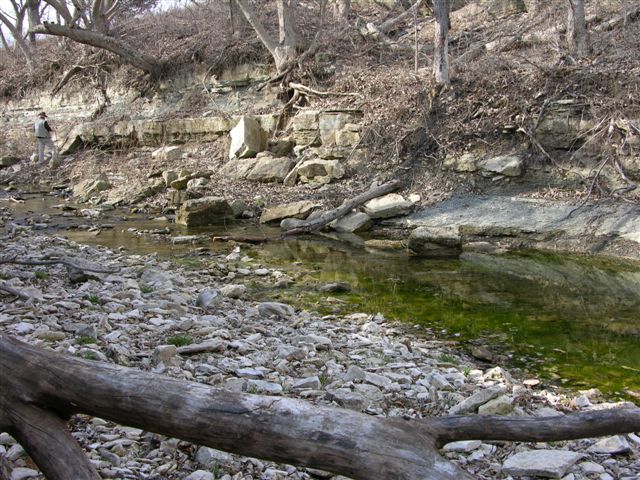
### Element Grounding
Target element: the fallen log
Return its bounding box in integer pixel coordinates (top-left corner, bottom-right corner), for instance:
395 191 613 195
282 179 401 236
1 336 639 480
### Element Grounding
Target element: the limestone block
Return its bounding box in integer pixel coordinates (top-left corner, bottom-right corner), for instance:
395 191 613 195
246 156 296 183
331 211 373 233
296 159 345 184
220 157 258 180
363 193 414 219
335 129 361 147
319 112 362 145
478 395 513 415
478 154 523 177
152 146 183 161
175 196 234 227
72 174 112 200
229 116 266 159
502 450 584 478
443 152 478 172
535 100 591 150
167 189 188 206
0 156 20 168
292 110 320 131
484 0 526 17
408 226 462 259
260 200 318 224
162 170 179 187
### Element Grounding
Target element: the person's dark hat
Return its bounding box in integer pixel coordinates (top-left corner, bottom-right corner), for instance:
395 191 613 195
38 111 47 118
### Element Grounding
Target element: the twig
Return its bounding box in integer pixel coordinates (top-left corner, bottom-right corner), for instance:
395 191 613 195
0 282 30 301
566 157 609 218
289 82 361 98
0 256 119 273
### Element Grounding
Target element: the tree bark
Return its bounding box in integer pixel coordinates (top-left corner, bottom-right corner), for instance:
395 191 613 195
331 0 350 26
31 22 162 76
25 0 40 43
567 0 589 57
1 336 640 480
432 0 450 85
234 0 303 74
281 180 401 236
0 11 34 69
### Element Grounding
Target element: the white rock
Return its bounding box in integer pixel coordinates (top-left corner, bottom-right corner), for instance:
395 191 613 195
442 440 482 453
448 386 505 415
589 435 632 454
580 461 605 474
502 450 583 479
10 467 40 480
185 470 214 480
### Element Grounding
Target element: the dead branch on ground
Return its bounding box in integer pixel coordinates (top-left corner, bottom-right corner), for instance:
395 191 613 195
0 283 30 301
0 255 119 273
282 180 401 236
1 336 640 480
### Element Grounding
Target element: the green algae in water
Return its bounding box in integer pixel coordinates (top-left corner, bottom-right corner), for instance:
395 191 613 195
11 194 638 398
255 240 640 399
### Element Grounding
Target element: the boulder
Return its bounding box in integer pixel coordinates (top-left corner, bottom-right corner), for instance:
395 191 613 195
363 193 413 219
72 174 112 201
152 146 183 161
0 156 20 168
295 159 345 184
162 170 179 187
443 152 478 172
319 111 363 146
246 155 296 183
260 200 318 224
175 197 234 227
535 100 593 150
448 386 506 415
229 116 266 159
477 395 513 415
589 435 632 454
331 211 373 233
478 154 524 177
485 0 527 17
408 226 462 259
220 157 257 180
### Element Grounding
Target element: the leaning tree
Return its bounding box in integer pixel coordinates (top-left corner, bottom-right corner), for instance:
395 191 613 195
29 0 163 76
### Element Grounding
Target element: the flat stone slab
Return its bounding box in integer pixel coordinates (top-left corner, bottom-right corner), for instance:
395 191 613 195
502 450 584 478
387 195 640 257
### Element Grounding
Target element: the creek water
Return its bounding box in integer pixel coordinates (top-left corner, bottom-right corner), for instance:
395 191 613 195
5 192 640 399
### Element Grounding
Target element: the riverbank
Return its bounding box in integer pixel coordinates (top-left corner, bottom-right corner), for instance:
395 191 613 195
0 215 638 478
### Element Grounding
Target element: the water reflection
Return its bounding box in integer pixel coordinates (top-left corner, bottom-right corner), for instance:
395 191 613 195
6 193 640 398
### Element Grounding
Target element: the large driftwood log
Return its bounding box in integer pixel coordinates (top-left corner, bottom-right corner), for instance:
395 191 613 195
282 180 401 236
1 336 639 480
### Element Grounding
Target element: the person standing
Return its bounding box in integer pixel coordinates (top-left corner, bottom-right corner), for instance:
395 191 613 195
34 111 58 168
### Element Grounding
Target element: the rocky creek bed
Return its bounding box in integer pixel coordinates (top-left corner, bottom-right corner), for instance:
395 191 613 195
0 212 639 479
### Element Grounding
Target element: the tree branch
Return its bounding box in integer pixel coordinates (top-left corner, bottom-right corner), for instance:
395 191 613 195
282 180 401 236
31 22 162 76
7 404 102 480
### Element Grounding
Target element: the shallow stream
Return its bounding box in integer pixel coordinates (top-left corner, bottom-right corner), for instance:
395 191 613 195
4 192 640 399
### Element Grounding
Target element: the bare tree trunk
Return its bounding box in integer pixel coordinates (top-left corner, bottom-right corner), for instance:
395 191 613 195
234 0 303 74
567 0 589 57
277 0 301 46
0 11 34 69
432 0 450 85
31 23 162 76
228 0 243 37
25 0 40 43
331 0 350 26
1 336 640 480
